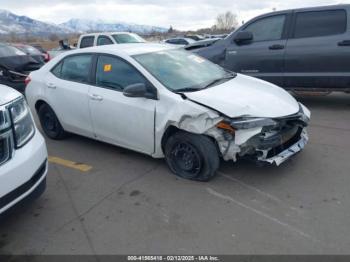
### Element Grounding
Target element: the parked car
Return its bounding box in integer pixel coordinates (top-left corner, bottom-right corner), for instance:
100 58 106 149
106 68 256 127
11 43 46 64
26 43 310 181
195 4 350 92
185 34 205 41
31 44 51 63
0 43 44 92
78 32 146 48
0 84 48 214
164 38 196 46
185 38 222 51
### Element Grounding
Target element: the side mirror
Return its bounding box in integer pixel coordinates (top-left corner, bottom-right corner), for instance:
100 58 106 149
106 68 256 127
123 83 156 99
234 31 253 45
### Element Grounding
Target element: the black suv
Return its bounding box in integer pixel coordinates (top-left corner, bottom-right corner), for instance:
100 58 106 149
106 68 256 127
195 5 350 92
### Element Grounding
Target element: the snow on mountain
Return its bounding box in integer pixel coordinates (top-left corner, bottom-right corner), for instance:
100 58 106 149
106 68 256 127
0 9 71 35
0 9 167 36
60 18 167 34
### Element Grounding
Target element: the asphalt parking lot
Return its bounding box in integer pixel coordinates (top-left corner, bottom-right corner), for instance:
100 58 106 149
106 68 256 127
0 93 350 255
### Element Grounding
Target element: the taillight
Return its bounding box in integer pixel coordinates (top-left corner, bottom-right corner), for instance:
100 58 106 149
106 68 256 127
25 76 31 86
44 53 50 62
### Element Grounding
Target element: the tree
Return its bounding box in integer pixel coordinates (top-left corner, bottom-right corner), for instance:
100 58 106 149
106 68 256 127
215 11 238 31
168 26 174 34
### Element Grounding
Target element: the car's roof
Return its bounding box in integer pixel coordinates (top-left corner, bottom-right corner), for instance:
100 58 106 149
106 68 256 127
257 4 350 17
70 43 177 56
81 32 138 37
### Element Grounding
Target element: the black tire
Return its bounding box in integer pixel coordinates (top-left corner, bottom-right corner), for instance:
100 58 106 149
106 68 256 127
164 131 220 182
38 103 67 140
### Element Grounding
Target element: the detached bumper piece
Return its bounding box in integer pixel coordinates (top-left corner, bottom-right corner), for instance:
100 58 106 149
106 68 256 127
258 129 308 166
242 111 309 166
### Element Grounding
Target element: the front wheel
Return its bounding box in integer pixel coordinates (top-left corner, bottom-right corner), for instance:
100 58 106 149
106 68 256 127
38 104 67 140
164 131 220 182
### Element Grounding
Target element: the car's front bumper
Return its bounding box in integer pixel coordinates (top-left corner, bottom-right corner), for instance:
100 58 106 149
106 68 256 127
0 130 48 214
257 129 308 166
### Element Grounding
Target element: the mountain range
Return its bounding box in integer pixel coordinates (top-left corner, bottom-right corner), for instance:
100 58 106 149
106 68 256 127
0 9 167 36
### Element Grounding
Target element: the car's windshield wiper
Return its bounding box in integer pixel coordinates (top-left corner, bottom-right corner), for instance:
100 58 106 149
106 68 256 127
175 87 204 93
174 73 237 93
203 73 237 89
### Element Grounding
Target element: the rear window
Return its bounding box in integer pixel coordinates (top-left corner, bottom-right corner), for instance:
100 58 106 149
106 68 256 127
80 36 95 48
0 45 26 57
293 10 347 38
16 45 42 56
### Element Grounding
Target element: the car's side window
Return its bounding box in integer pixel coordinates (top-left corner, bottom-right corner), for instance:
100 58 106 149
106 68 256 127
60 55 93 84
97 36 113 46
293 10 347 38
95 55 148 91
244 15 286 42
80 36 95 48
51 61 62 78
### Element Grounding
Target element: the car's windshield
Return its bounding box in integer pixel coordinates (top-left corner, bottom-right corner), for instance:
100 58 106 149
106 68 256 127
133 49 234 92
112 34 145 44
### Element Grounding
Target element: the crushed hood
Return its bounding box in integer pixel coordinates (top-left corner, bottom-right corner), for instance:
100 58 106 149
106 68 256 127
184 74 300 118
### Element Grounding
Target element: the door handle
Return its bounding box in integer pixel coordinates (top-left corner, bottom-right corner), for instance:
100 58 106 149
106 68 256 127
89 94 103 101
47 82 56 89
269 44 285 50
338 40 350 46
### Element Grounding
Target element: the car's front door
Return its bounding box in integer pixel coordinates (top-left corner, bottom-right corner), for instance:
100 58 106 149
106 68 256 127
225 13 290 86
284 8 349 89
46 54 94 138
88 54 156 154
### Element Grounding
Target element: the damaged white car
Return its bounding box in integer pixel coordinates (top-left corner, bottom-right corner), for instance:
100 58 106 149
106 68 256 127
25 43 310 181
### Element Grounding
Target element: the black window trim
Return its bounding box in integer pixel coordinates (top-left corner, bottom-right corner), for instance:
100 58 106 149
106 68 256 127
91 53 158 100
290 9 348 39
97 35 114 46
80 36 95 48
50 53 95 85
239 12 291 43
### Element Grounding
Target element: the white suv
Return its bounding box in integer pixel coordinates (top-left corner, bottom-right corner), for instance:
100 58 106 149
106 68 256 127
0 84 48 214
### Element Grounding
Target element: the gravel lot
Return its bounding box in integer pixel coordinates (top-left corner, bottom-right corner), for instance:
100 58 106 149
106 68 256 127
0 93 350 255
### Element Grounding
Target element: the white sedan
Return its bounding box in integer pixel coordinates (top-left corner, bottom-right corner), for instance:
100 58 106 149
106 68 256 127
26 43 310 181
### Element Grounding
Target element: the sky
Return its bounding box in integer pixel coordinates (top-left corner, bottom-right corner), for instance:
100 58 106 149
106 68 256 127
0 0 346 30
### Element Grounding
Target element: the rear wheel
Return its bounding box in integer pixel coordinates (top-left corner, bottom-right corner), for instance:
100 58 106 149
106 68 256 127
38 104 67 140
164 131 220 181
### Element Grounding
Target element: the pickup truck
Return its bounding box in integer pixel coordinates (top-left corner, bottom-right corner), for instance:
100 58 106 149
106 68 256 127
49 32 146 58
195 4 350 92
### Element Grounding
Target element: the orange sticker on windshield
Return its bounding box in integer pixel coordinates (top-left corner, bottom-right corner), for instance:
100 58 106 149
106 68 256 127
104 64 112 72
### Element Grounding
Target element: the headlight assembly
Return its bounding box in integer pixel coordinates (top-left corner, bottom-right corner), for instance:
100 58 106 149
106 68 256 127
230 117 277 129
8 98 35 148
0 109 12 165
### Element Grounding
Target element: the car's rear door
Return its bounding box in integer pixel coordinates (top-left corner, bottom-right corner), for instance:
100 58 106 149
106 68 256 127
45 54 94 137
225 12 291 86
284 7 349 89
88 54 156 154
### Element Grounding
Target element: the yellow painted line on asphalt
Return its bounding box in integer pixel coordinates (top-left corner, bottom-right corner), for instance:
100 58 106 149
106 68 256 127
48 156 92 172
